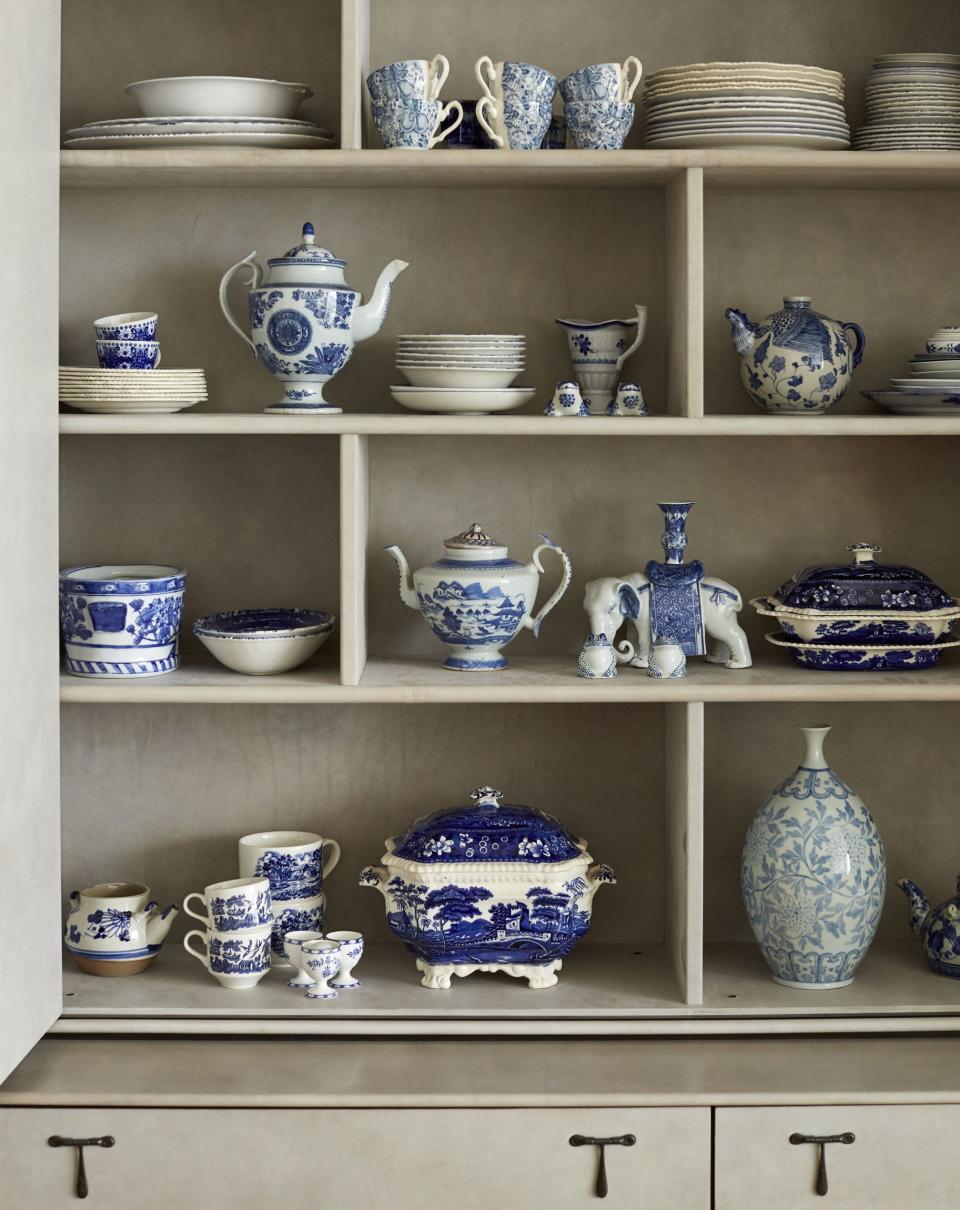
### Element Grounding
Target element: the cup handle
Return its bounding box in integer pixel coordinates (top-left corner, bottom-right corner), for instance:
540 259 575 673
321 839 342 879
429 100 464 148
182 893 209 926
621 56 643 102
183 930 209 967
475 95 504 148
153 348 162 368
430 53 450 99
474 54 497 101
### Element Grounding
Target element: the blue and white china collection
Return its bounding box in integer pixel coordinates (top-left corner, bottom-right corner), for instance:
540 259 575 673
898 876 960 978
385 522 573 670
725 296 865 414
742 725 886 989
556 306 647 413
475 57 558 150
361 786 615 989
65 882 178 976
193 608 336 675
854 54 960 150
219 221 409 413
862 320 960 415
183 877 272 933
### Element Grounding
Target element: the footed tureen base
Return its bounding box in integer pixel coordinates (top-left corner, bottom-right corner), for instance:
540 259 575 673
443 644 509 672
416 957 563 990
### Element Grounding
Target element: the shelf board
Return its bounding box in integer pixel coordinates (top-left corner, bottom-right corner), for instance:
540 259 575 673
55 942 960 1038
60 148 960 191
59 653 960 704
59 413 960 437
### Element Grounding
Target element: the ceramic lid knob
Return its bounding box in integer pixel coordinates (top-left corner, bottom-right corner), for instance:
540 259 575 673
470 786 504 806
848 542 882 564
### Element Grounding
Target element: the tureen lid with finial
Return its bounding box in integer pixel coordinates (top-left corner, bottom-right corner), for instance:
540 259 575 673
429 522 522 568
773 543 957 612
388 787 584 864
263 221 348 287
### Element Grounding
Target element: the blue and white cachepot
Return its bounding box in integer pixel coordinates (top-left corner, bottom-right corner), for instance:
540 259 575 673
385 522 573 670
725 296 865 414
361 786 615 989
474 57 557 149
59 564 186 678
741 725 886 989
219 222 409 414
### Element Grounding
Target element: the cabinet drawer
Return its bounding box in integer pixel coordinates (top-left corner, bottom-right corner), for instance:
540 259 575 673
1 1106 709 1208
716 1105 959 1209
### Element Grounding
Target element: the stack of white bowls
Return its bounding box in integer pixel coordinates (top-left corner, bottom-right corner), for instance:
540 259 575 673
862 324 960 415
644 61 849 148
391 333 536 415
59 366 208 414
854 54 960 150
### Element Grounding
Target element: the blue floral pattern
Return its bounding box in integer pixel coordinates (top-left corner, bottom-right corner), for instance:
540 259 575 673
565 100 634 150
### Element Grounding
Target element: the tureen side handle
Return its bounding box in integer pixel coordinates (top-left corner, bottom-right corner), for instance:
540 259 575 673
218 251 262 356
842 321 866 370
522 536 573 637
587 863 617 896
359 865 389 898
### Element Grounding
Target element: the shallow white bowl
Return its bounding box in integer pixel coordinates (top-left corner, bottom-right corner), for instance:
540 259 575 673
400 367 521 387
124 75 312 119
194 608 335 675
390 385 536 414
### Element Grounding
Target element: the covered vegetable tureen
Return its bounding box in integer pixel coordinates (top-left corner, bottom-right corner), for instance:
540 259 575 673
361 787 614 989
753 542 960 670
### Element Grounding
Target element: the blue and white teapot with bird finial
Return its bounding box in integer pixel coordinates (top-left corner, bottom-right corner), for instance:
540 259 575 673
724 295 865 415
219 221 409 415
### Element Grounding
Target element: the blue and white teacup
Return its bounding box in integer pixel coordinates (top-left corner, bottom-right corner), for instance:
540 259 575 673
96 339 161 369
183 877 272 933
565 99 635 150
611 381 649 416
184 926 272 989
372 97 464 149
94 310 158 341
475 56 557 149
544 380 588 417
367 55 449 103
560 58 642 104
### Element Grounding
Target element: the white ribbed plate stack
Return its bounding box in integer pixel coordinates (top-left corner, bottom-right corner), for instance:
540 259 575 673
59 367 207 413
854 53 960 149
392 334 534 413
644 61 849 148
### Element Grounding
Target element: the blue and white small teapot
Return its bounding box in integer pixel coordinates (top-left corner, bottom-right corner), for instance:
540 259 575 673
219 222 408 415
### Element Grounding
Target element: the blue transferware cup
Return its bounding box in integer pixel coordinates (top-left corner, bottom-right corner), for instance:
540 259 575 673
560 58 642 104
475 56 557 149
367 55 449 103
96 339 161 369
94 310 158 341
565 99 635 149
372 96 464 149
183 927 272 989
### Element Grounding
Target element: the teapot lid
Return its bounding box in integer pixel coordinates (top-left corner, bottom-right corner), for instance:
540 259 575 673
390 787 583 864
774 543 957 612
267 222 345 270
439 522 510 562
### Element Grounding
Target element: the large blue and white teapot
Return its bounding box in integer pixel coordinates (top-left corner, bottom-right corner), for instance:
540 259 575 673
219 222 409 414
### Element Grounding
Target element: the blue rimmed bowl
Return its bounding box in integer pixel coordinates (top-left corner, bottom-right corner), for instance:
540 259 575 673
194 608 335 675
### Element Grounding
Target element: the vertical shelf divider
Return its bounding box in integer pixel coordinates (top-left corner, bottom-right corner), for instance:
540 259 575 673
340 433 369 685
664 166 704 418
340 0 371 150
665 700 704 1005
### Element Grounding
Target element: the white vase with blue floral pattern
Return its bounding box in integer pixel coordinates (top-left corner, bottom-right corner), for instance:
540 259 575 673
219 221 409 414
741 725 886 989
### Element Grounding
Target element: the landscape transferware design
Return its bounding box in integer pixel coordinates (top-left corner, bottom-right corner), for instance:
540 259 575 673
254 849 322 900
210 889 273 931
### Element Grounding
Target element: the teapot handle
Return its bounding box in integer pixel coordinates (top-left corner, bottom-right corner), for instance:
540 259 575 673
218 252 262 356
524 536 573 637
615 304 647 370
68 890 80 914
842 321 866 369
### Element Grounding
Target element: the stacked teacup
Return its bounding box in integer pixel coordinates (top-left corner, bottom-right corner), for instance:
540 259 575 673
95 310 160 369
368 55 464 149
239 830 341 964
475 57 558 149
560 58 642 149
182 876 273 990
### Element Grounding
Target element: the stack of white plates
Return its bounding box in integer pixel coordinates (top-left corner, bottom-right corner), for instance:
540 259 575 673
854 54 960 150
644 61 849 148
59 367 207 414
862 324 960 414
392 334 535 414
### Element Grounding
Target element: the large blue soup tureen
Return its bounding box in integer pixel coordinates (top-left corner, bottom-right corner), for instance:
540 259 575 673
361 787 614 989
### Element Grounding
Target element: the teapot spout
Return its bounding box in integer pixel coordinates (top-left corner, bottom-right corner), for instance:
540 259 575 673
897 878 931 935
384 544 419 610
353 259 410 343
145 903 179 947
724 307 756 357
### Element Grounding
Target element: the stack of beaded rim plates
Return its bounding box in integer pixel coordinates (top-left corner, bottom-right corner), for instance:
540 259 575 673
391 334 536 414
59 367 208 414
643 61 849 149
855 53 960 150
862 324 960 415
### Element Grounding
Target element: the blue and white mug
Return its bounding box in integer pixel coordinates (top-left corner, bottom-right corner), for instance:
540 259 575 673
183 877 272 932
565 99 635 149
239 830 341 900
94 311 158 341
475 56 557 149
560 58 642 104
367 55 449 103
372 96 463 149
96 339 161 369
183 927 272 989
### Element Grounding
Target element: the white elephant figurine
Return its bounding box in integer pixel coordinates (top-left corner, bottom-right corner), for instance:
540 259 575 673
582 573 752 670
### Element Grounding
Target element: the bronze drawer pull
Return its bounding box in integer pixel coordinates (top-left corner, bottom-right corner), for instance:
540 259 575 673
47 1135 115 1199
569 1133 637 1198
789 1132 855 1196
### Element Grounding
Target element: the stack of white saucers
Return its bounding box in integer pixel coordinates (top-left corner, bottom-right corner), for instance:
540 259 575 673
644 61 849 148
391 334 536 414
854 53 960 150
59 367 207 414
861 324 960 414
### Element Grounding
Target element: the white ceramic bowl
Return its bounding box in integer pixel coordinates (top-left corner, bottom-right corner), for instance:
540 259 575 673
124 75 312 118
390 385 536 413
399 367 521 387
194 608 335 675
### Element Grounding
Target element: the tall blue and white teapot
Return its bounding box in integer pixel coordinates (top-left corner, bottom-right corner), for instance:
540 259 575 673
219 222 409 414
